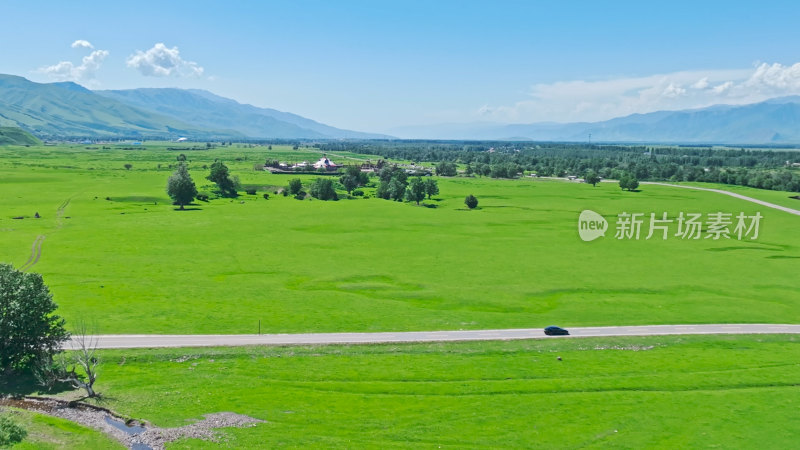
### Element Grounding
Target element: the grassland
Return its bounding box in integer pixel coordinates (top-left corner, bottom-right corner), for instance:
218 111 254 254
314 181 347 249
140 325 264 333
38 335 796 448
1 409 121 449
0 143 799 334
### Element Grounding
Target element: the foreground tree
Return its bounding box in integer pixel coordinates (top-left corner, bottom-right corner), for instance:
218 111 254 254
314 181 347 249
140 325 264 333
166 162 198 210
59 322 101 398
405 177 426 205
464 194 479 209
0 264 69 373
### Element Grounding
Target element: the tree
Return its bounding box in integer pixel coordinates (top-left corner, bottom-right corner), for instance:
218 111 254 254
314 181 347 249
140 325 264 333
309 178 338 201
584 170 601 187
619 173 639 191
464 194 479 209
123 163 132 170
376 166 408 201
166 162 197 210
288 178 303 195
0 264 69 373
207 161 237 197
405 177 426 205
387 178 407 201
339 165 367 194
435 161 457 177
465 163 474 177
424 178 439 199
58 322 100 398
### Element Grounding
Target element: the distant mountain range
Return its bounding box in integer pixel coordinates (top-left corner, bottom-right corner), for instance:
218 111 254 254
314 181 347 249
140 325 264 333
3 73 800 144
390 97 800 144
0 74 388 139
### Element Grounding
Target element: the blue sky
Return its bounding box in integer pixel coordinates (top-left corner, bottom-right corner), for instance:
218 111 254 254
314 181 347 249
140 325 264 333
3 0 800 132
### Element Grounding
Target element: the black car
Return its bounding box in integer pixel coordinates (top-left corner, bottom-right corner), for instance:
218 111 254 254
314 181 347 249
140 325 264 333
544 326 569 336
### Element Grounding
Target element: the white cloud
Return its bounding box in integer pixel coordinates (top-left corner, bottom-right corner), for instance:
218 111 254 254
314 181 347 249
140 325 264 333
126 43 204 77
71 40 94 49
475 62 800 123
711 81 734 94
691 77 709 90
38 42 108 84
662 82 687 98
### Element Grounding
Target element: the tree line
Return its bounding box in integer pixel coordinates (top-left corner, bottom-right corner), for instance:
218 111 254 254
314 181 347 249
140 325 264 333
317 141 800 192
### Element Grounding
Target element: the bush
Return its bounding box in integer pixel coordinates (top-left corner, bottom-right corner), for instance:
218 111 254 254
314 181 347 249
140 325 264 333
352 189 364 196
465 194 479 209
245 188 257 195
0 415 27 446
196 193 209 202
262 193 270 199
294 191 306 200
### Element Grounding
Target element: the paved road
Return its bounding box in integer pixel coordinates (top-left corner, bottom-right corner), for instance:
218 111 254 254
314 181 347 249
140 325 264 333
68 324 800 349
640 181 800 216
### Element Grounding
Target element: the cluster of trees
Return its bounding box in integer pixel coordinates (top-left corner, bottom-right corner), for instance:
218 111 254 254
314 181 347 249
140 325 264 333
167 160 243 209
286 178 339 201
318 141 800 192
375 166 438 204
339 165 369 194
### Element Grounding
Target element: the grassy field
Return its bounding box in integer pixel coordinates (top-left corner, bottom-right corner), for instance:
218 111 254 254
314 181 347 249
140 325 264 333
41 335 798 448
1 408 121 449
1 143 799 334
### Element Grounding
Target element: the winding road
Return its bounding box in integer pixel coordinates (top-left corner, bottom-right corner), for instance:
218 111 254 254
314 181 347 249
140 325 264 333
68 324 800 349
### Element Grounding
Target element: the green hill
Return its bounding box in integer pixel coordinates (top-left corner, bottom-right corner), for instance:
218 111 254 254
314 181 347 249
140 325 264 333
0 126 41 145
0 74 243 139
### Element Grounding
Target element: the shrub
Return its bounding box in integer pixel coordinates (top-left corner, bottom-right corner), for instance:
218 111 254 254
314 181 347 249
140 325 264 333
294 192 306 200
196 192 210 202
0 415 27 446
245 188 257 195
352 189 364 196
465 194 479 209
262 193 270 199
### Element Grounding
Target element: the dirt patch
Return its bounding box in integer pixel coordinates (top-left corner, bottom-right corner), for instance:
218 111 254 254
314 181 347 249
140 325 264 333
0 396 264 450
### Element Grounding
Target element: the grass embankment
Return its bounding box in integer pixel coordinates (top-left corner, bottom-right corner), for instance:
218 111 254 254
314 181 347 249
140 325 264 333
0 144 798 333
56 335 800 448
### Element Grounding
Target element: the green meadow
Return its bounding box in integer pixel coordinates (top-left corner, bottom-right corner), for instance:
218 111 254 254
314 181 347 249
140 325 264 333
1 409 121 449
49 335 800 448
1 143 799 334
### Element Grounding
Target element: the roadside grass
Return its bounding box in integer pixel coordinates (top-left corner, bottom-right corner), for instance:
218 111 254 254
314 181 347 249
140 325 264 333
49 335 800 448
1 408 122 449
0 145 799 334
